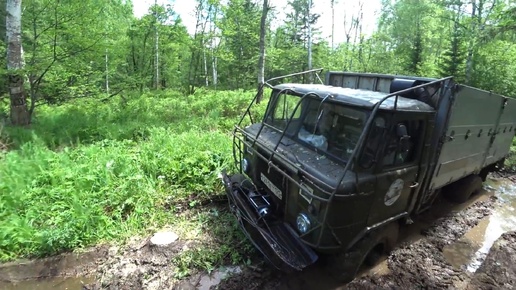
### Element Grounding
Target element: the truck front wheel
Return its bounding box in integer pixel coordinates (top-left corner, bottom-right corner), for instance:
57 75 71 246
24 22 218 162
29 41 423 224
326 222 399 283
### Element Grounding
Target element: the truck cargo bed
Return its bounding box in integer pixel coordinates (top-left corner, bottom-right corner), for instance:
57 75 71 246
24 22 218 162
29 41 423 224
430 85 516 190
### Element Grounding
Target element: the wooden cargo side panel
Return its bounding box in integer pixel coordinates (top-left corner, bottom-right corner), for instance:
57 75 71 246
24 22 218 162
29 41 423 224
326 72 435 94
483 99 516 167
430 86 504 190
327 74 390 92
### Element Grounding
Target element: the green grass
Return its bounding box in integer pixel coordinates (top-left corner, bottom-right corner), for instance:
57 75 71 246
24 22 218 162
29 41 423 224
506 139 516 171
0 88 268 267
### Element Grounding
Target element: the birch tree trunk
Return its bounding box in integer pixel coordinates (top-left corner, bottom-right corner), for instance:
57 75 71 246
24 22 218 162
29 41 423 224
105 49 110 94
465 0 477 84
210 6 218 89
256 0 268 103
203 46 209 86
154 0 160 89
6 0 30 125
331 0 335 50
212 55 217 88
307 0 313 83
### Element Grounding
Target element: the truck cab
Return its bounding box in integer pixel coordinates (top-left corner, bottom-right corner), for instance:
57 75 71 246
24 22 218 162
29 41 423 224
222 70 516 282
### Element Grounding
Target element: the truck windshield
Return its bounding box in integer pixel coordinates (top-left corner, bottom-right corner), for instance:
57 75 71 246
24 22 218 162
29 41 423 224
265 90 368 161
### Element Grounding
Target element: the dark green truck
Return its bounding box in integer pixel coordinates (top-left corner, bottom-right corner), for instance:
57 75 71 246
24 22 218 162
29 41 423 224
221 69 516 282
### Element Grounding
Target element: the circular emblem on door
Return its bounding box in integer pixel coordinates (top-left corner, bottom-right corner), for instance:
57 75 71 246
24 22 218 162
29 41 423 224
384 179 404 206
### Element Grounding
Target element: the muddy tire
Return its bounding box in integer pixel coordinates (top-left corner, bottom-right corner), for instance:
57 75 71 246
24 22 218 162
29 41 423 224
326 222 399 283
443 175 483 204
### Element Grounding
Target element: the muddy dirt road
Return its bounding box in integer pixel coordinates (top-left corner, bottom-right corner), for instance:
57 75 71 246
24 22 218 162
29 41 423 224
208 177 516 290
2 176 516 290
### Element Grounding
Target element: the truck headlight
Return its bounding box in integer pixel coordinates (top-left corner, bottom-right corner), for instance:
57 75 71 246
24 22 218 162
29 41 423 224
296 213 311 234
241 158 250 173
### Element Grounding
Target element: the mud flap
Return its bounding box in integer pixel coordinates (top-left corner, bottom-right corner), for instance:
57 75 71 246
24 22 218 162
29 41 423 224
222 172 318 271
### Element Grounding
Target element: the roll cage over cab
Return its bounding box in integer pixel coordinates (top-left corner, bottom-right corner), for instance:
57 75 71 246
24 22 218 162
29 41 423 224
221 69 516 282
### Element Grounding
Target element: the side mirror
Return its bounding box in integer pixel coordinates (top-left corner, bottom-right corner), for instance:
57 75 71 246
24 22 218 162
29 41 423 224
397 124 408 138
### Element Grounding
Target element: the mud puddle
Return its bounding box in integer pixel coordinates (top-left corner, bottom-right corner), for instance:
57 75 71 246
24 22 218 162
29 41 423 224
197 266 242 290
0 276 93 290
0 246 108 290
443 178 516 272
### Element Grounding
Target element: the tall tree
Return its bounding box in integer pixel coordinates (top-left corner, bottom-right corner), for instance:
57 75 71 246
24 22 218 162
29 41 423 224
154 0 160 89
273 0 319 81
209 4 220 88
439 1 466 81
6 0 30 125
188 0 213 92
256 0 269 103
219 0 261 89
307 0 313 82
408 24 423 74
465 0 478 84
331 0 335 50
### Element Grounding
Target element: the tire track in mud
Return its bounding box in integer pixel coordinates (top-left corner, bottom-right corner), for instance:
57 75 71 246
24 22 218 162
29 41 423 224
347 198 496 290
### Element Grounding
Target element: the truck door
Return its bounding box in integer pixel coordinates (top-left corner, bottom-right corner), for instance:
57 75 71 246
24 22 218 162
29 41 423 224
367 117 425 226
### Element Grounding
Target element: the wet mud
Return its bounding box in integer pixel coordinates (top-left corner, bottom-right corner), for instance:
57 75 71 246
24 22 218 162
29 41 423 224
215 197 497 290
84 237 192 290
2 175 516 290
0 246 108 290
466 231 516 289
216 176 516 290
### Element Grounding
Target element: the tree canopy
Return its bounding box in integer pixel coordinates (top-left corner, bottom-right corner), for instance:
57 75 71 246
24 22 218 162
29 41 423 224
3 0 516 124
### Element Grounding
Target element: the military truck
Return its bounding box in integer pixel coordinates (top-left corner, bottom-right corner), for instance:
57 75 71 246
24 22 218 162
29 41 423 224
221 69 516 282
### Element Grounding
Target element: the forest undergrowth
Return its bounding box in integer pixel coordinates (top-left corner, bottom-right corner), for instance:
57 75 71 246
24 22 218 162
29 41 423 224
0 89 267 275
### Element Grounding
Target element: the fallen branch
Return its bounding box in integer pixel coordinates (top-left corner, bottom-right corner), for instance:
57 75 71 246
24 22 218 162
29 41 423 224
100 89 125 103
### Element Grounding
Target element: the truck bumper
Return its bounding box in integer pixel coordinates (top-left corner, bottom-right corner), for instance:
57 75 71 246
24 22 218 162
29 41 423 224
222 171 318 271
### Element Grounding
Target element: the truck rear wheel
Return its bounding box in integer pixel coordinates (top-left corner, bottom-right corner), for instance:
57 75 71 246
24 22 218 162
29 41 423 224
443 175 483 203
326 222 399 283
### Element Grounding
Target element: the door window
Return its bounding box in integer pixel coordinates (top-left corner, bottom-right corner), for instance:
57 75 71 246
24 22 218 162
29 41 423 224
359 116 387 168
382 120 422 167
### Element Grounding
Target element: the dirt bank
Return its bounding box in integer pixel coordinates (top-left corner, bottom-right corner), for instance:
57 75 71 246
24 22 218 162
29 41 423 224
466 231 516 289
0 246 108 283
84 237 189 290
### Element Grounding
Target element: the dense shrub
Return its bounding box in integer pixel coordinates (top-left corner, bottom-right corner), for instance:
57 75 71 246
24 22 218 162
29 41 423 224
0 89 268 261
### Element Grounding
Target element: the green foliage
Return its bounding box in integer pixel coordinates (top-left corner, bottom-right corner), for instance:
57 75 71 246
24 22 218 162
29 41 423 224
125 5 191 91
217 0 262 89
22 0 132 105
506 140 516 171
439 23 466 81
472 40 516 97
6 0 516 124
5 0 516 273
0 89 267 262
